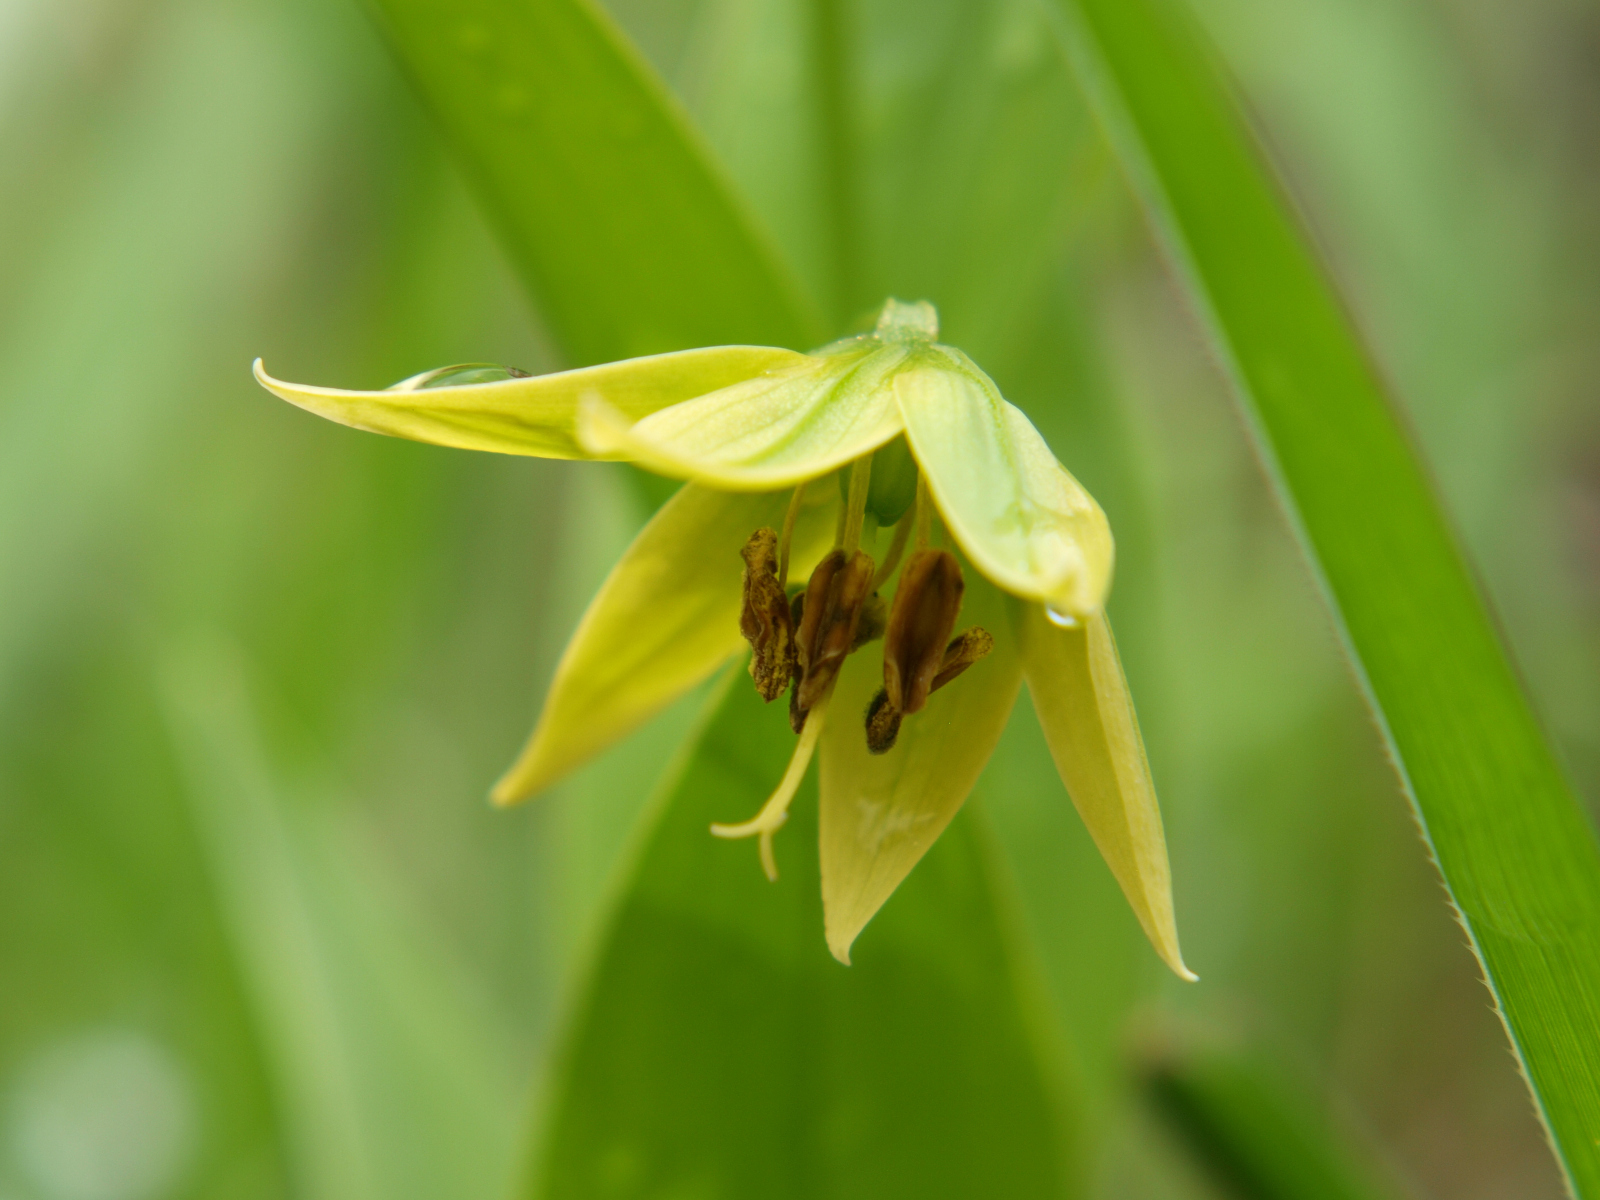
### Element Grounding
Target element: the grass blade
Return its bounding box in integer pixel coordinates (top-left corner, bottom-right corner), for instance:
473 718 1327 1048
1043 0 1600 1189
526 667 1073 1199
1142 1041 1408 1200
161 636 521 1200
365 0 822 362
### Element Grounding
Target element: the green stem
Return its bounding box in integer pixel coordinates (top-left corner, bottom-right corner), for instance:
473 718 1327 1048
811 0 857 323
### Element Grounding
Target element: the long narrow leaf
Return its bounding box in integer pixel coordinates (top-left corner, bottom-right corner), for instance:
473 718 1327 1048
366 0 822 363
161 636 521 1200
1143 1042 1407 1200
1042 0 1600 1189
526 668 1074 1199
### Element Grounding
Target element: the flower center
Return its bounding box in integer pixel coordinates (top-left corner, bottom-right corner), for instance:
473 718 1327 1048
718 446 993 876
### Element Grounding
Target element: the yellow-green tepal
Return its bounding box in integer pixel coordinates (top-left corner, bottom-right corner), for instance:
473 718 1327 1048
255 299 1193 977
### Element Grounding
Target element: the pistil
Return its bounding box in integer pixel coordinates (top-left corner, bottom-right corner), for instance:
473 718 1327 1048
710 693 831 880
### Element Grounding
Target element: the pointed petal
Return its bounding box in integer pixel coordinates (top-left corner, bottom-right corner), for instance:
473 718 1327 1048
494 482 838 802
577 345 907 490
254 347 806 460
896 351 1114 619
1015 602 1195 980
820 572 1022 962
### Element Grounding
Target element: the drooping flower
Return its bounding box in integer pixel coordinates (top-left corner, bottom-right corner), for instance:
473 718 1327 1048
255 300 1194 977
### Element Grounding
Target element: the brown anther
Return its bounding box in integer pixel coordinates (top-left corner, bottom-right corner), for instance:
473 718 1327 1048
864 628 992 755
864 551 993 755
739 528 796 702
791 548 876 728
852 593 887 650
882 550 965 718
930 627 993 693
866 688 901 755
788 592 807 732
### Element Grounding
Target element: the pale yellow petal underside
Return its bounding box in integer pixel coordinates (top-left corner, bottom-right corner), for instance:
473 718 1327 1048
254 347 806 460
896 351 1114 620
493 482 839 804
576 345 907 490
819 571 1022 963
1014 602 1195 980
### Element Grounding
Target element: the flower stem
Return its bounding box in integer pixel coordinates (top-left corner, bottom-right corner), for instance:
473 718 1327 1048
810 0 857 321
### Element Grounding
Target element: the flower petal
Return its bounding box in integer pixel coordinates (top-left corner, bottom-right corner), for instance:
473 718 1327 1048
820 570 1022 963
577 345 908 490
895 351 1113 619
254 347 806 460
1014 602 1195 980
493 482 839 803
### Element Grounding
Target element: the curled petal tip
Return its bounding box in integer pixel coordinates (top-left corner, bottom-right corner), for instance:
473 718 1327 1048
488 776 534 808
1158 943 1199 981
827 935 854 966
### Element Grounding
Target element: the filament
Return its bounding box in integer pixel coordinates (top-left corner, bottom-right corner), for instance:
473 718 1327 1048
913 474 932 551
841 457 873 553
872 508 914 590
710 695 830 881
778 481 807 590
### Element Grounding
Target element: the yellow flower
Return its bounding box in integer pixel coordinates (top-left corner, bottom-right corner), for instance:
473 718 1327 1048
254 299 1194 977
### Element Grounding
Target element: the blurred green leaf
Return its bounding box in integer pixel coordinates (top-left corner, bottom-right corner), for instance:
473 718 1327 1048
526 668 1074 1199
1143 1041 1406 1200
1043 0 1600 1189
365 0 823 363
161 635 521 1200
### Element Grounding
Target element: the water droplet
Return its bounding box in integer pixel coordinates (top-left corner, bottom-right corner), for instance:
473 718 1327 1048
389 363 531 391
1045 606 1080 629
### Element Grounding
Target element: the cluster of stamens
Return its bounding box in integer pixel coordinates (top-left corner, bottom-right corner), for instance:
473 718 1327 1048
712 451 992 878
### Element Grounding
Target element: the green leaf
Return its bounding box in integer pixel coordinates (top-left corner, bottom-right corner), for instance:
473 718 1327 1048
526 667 1075 1199
161 636 521 1200
365 0 823 362
1043 0 1600 1188
1142 1041 1408 1200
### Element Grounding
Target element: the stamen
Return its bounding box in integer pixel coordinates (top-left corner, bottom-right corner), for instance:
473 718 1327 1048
866 629 992 756
794 548 875 718
739 528 797 702
841 456 873 553
710 695 830 880
882 549 965 718
864 549 992 755
871 509 914 590
913 473 933 551
777 481 807 590
930 627 994 692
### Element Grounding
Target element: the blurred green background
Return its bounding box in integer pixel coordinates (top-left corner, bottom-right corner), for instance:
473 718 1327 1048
2 0 1597 1196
